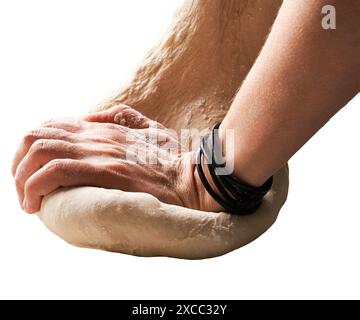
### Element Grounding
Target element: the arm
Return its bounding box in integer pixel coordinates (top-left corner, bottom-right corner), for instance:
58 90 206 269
12 0 360 214
219 0 360 187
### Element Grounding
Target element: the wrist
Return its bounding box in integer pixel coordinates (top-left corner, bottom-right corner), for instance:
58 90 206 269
193 163 225 212
175 152 223 212
219 123 269 188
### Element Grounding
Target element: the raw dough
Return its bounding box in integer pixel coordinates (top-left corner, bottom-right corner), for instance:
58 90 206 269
38 0 288 259
39 167 288 259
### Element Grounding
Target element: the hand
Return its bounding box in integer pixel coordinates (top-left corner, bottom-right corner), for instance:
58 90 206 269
12 105 221 213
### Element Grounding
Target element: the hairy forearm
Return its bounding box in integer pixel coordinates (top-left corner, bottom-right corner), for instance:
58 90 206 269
221 0 360 186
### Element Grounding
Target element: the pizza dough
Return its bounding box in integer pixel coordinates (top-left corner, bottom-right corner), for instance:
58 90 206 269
37 0 288 259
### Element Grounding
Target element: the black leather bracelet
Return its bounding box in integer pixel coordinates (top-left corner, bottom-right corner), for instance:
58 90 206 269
195 123 273 215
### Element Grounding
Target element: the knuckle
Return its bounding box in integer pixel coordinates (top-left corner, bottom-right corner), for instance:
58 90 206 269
30 139 48 154
42 118 82 131
24 178 36 196
23 128 51 145
46 159 67 173
23 130 39 145
53 129 72 142
63 131 74 142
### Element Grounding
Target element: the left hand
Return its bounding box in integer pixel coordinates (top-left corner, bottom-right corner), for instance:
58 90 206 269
12 105 201 213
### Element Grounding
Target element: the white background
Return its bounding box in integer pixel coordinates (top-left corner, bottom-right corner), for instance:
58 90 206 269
0 0 359 300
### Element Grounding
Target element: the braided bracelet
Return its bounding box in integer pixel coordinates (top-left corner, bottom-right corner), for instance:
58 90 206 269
195 123 273 215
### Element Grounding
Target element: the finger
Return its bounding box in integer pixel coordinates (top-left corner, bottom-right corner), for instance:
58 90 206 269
83 105 165 129
15 140 82 206
82 105 130 123
23 159 96 213
11 128 74 177
23 159 129 213
118 107 165 129
42 118 84 132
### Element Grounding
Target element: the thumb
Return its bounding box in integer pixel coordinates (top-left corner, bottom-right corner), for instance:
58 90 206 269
82 105 165 129
82 104 127 124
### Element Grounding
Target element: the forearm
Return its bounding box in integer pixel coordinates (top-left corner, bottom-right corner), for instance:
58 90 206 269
221 0 360 186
